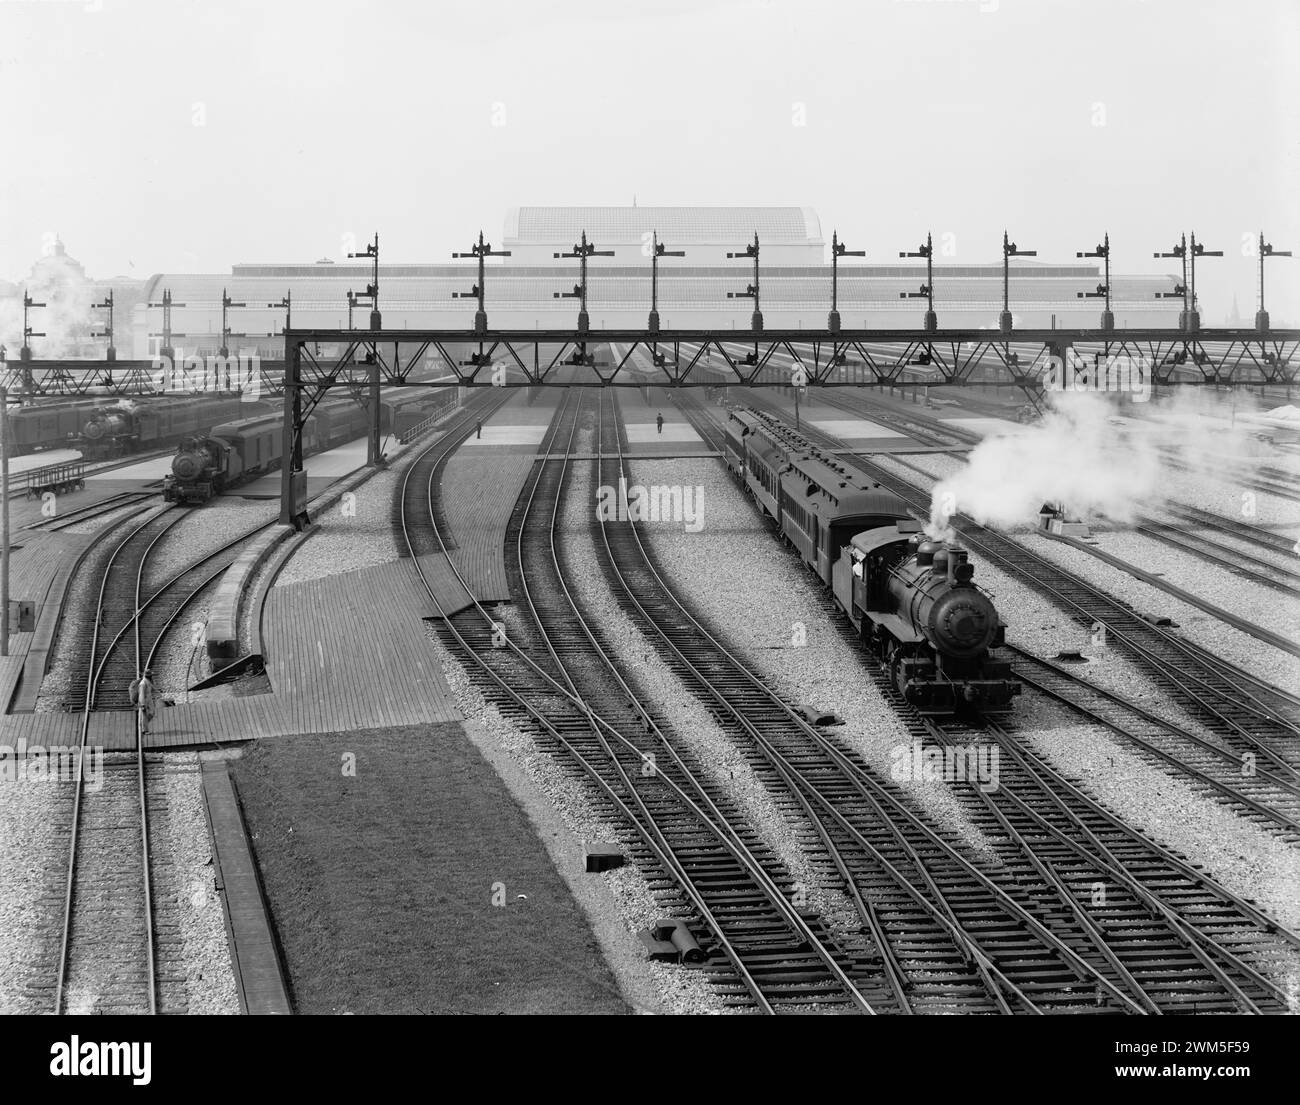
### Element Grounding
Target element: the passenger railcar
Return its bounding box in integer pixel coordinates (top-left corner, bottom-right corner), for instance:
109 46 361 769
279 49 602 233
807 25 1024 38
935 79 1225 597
8 399 102 455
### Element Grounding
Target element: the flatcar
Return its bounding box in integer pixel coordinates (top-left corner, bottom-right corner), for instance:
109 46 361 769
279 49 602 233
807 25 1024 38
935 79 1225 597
724 409 1020 715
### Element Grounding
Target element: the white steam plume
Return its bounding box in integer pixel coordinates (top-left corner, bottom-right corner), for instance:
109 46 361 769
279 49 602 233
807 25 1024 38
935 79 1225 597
928 392 1161 539
928 387 1275 540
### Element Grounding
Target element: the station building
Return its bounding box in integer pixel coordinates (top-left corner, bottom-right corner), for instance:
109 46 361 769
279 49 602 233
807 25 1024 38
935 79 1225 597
9 207 1177 360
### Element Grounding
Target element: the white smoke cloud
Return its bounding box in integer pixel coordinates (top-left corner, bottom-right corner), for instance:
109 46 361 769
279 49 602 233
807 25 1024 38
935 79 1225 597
928 387 1271 539
0 246 96 357
928 392 1162 538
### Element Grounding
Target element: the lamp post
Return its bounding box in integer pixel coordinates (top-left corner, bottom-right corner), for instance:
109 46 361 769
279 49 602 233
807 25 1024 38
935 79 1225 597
829 231 864 333
1076 233 1113 331
553 231 613 332
649 231 685 333
453 230 511 335
1001 231 1036 333
1255 232 1289 332
899 233 936 331
727 234 762 332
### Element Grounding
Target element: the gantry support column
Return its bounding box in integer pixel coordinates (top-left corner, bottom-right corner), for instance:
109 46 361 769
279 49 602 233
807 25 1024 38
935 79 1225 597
279 336 309 529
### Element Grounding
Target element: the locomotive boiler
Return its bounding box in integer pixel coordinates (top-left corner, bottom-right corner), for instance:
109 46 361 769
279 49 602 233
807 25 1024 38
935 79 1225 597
833 526 1020 714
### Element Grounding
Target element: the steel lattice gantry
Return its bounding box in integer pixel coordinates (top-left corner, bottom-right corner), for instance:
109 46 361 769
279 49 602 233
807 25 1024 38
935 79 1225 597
271 325 1299 526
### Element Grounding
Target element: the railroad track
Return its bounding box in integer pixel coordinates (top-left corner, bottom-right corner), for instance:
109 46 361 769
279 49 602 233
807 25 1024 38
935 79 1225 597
614 389 1300 1012
1005 645 1300 841
25 491 157 532
54 510 164 1014
406 389 882 1012
1164 503 1300 561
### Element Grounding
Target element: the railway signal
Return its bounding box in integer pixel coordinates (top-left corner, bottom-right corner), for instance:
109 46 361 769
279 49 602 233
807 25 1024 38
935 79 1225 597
269 290 292 333
220 289 249 359
147 288 187 363
92 291 116 361
1153 235 1191 330
1001 231 1037 333
453 230 511 335
21 291 46 361
648 231 685 333
1076 233 1113 331
347 233 381 329
829 231 864 333
727 233 763 332
553 231 613 332
899 233 936 332
1256 232 1290 332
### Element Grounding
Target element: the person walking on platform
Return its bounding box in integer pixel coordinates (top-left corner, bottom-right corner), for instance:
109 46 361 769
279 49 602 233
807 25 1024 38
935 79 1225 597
656 412 664 435
476 419 482 439
131 669 157 734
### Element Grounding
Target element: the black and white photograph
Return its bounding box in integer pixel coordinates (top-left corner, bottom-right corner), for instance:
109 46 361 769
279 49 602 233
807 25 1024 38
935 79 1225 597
0 0 1296 1077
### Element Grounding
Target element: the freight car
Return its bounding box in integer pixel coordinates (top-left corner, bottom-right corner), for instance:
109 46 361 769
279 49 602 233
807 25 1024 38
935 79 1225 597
724 410 1019 715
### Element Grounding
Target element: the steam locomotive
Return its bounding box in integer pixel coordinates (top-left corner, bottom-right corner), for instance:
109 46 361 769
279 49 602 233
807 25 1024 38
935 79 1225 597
723 409 1020 715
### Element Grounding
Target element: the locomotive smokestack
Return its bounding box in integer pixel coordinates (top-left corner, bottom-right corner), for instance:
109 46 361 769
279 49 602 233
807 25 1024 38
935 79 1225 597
948 546 973 584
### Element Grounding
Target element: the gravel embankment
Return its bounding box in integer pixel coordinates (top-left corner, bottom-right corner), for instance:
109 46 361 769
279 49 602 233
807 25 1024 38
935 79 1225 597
0 776 68 1013
274 453 412 587
631 456 999 854
151 755 240 1014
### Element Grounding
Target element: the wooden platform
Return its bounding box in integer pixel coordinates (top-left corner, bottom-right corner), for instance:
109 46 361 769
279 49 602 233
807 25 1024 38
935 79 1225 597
200 758 292 1015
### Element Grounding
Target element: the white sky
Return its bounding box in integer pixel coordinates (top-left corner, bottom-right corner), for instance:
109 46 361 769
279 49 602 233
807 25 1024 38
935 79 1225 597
2 0 1297 322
